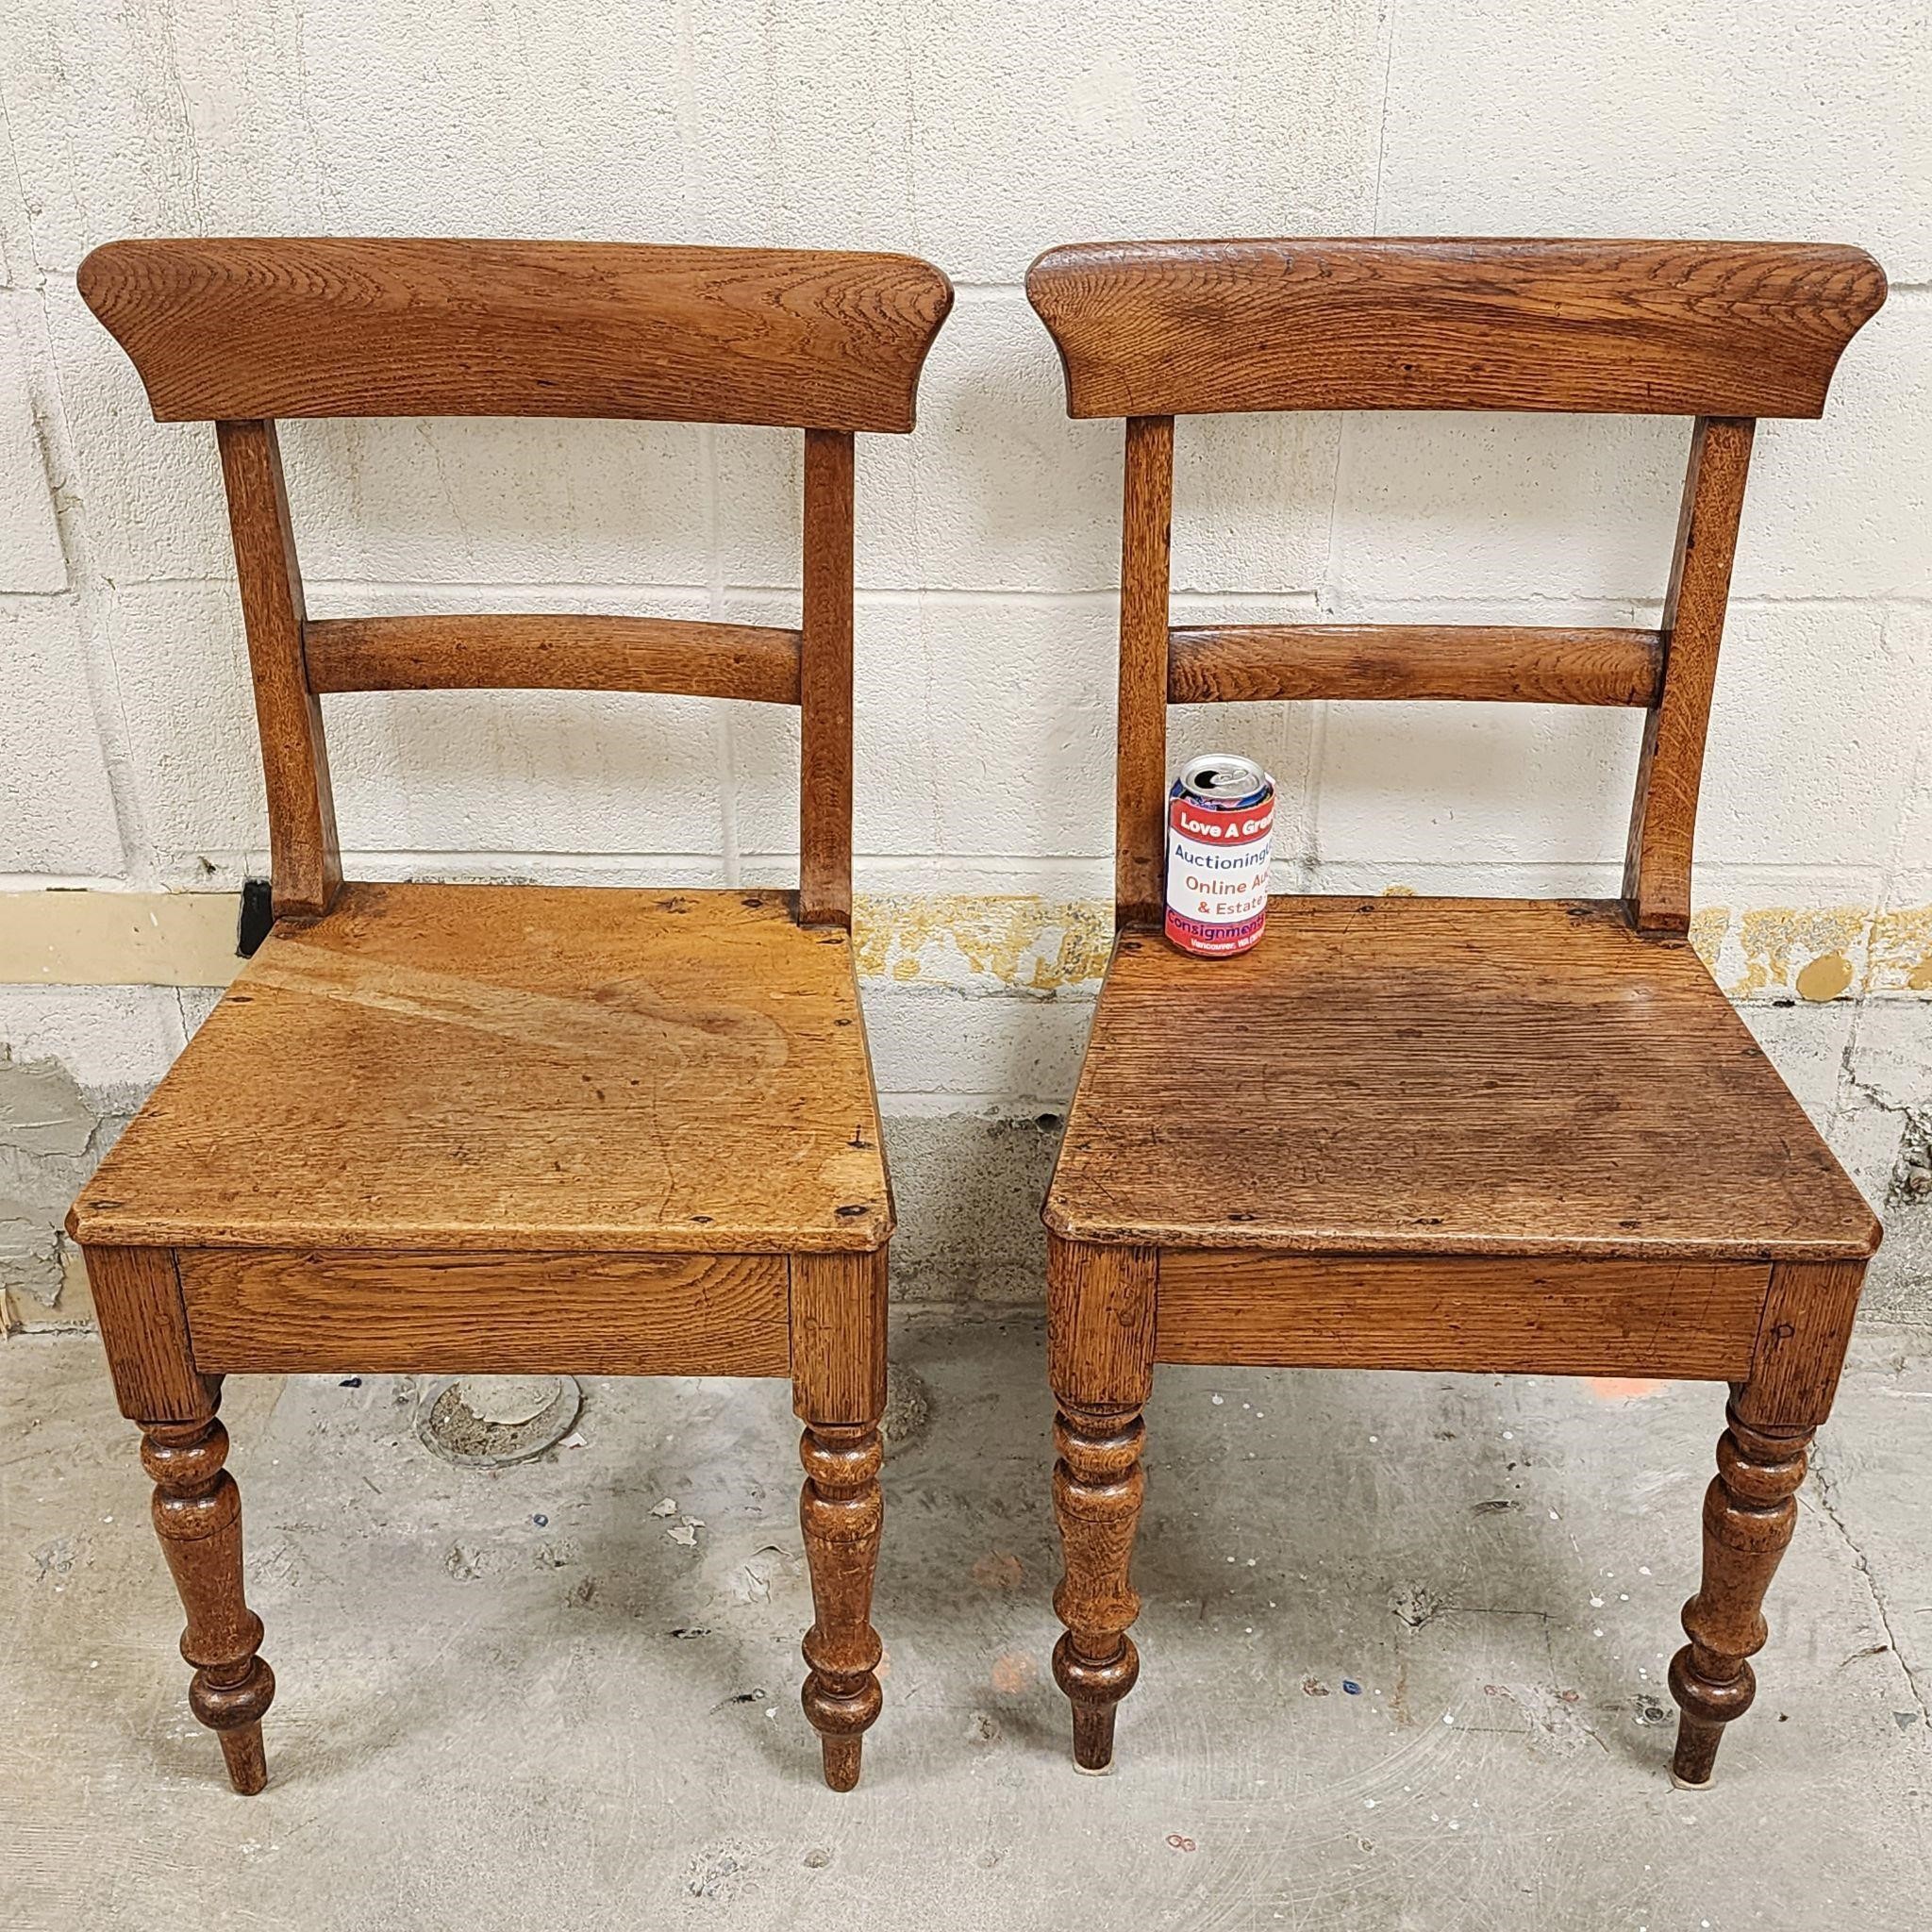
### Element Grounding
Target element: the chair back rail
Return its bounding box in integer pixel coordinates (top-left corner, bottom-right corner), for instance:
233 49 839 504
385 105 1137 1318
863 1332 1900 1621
80 237 952 431
1026 237 1884 419
84 239 955 927
1027 239 1882 932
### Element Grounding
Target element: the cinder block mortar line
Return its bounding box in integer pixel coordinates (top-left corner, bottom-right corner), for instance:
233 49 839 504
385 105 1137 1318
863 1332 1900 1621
15 854 1912 877
696 422 739 886
0 873 136 892
8 272 160 891
0 92 37 289
879 1092 1083 1111
101 580 1932 611
63 850 1908 880
1832 642 1932 1121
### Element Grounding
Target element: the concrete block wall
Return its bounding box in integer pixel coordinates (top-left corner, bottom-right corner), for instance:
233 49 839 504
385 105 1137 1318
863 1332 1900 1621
3 2 1929 1328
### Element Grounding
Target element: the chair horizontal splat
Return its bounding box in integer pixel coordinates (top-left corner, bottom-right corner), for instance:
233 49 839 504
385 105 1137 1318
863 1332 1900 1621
1167 623 1665 707
302 613 804 704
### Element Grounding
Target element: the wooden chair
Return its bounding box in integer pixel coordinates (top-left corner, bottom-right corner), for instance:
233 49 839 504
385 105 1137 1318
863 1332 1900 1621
1025 238 1887 1787
70 237 952 1794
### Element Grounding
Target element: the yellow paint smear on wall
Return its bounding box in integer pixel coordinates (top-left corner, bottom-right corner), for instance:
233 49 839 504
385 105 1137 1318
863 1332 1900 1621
1870 902 1932 994
1725 905 1872 1002
2 888 1928 1004
853 893 1115 992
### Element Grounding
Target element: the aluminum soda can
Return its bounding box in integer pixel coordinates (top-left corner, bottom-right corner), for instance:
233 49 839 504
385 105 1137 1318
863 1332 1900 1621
1164 754 1274 957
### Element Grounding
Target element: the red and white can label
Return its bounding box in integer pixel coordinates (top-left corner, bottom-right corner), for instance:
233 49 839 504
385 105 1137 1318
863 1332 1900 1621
1165 792 1274 956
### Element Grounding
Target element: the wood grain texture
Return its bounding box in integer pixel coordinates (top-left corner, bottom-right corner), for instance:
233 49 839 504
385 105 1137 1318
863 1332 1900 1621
1116 417 1174 928
80 237 954 430
1046 900 1881 1260
216 419 340 919
1154 1252 1767 1377
1027 239 1886 418
797 1420 885 1790
1046 1236 1158 1407
1669 1403 1810 1787
82 1245 218 1423
1736 1258 1868 1428
71 885 891 1254
1168 623 1663 708
1050 1399 1146 1771
799 429 857 927
304 613 802 704
178 1248 790 1376
1624 418 1757 932
790 1248 889 1424
141 1408 275 1793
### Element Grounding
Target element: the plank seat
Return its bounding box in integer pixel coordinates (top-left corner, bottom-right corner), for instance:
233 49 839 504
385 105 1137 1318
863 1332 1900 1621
71 884 890 1257
1047 895 1877 1261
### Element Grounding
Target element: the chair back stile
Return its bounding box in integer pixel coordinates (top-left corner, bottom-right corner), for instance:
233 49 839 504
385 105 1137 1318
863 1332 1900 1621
1025 238 1886 934
79 238 955 928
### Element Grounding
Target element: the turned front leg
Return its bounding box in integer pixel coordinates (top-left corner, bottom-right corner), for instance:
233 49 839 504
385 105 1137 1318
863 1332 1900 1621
1052 1401 1146 1770
142 1409 276 1793
790 1248 888 1791
1668 1401 1810 1788
798 1420 885 1790
1045 1237 1158 1772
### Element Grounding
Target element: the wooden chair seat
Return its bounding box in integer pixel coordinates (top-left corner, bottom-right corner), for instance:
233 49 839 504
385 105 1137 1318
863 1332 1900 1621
71 883 890 1257
1048 895 1876 1264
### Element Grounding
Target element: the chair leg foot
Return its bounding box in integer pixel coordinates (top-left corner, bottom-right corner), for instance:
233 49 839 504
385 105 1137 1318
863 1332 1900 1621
818 1733 864 1793
798 1421 884 1791
215 1704 273 1796
1069 1691 1123 1773
1051 1401 1145 1773
1666 1398 1810 1789
142 1407 275 1794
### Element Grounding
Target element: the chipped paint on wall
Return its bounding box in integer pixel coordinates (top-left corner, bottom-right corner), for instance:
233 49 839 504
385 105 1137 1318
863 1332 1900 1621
1 888 1928 1006
1697 903 1927 1004
855 893 1932 1004
853 894 1115 994
1871 903 1932 995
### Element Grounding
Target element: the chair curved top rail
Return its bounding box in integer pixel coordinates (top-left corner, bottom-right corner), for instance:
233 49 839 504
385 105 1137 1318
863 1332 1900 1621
79 237 955 431
1026 237 1885 419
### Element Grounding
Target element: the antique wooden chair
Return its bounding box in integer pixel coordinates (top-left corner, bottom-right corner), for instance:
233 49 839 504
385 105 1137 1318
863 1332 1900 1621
70 237 951 1794
1025 238 1886 1787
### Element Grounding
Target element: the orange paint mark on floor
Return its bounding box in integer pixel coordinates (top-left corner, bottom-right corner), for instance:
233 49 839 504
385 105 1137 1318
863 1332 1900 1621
990 1652 1038 1695
971 1551 1024 1590
1588 1376 1667 1401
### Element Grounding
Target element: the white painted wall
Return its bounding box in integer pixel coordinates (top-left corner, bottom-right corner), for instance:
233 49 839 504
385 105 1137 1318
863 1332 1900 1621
2 3 1928 1291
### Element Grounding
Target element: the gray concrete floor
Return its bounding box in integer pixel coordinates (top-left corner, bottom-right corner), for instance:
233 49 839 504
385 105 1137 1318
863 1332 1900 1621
5 1311 1930 1931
